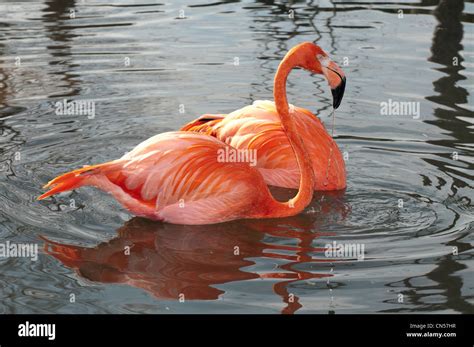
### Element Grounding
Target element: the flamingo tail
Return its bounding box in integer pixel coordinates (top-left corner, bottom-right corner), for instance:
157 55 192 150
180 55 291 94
37 163 110 200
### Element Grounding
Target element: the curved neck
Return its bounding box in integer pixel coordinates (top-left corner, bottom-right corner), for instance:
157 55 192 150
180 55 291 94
267 53 314 217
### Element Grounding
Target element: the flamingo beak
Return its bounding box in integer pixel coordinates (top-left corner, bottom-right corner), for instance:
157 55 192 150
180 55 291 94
318 56 346 109
331 75 346 109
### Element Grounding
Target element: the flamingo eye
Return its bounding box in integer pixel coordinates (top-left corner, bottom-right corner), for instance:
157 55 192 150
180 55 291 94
316 54 330 68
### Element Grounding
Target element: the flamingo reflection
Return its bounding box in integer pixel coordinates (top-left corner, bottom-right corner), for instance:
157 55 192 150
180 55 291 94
43 190 349 314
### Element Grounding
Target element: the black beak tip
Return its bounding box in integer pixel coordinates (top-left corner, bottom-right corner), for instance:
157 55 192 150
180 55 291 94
331 76 346 109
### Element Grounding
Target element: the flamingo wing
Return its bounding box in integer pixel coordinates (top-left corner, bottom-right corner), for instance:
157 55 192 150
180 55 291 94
184 100 346 191
40 132 271 225
180 114 226 136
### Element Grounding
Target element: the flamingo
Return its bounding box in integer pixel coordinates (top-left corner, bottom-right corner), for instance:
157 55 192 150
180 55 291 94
38 42 343 225
181 45 346 191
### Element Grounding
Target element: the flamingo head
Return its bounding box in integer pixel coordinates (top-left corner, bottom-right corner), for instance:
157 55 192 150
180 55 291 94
293 42 346 109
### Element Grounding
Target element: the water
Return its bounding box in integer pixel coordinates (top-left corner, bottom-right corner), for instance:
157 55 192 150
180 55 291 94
0 0 472 314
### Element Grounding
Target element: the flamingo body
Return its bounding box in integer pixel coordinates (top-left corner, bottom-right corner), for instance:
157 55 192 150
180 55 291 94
181 100 346 191
39 42 346 225
39 132 281 225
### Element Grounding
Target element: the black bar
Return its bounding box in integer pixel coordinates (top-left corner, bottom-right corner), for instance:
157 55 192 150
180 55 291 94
0 314 472 346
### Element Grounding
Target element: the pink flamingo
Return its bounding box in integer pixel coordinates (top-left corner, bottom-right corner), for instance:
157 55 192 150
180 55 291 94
38 42 344 225
181 45 346 191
